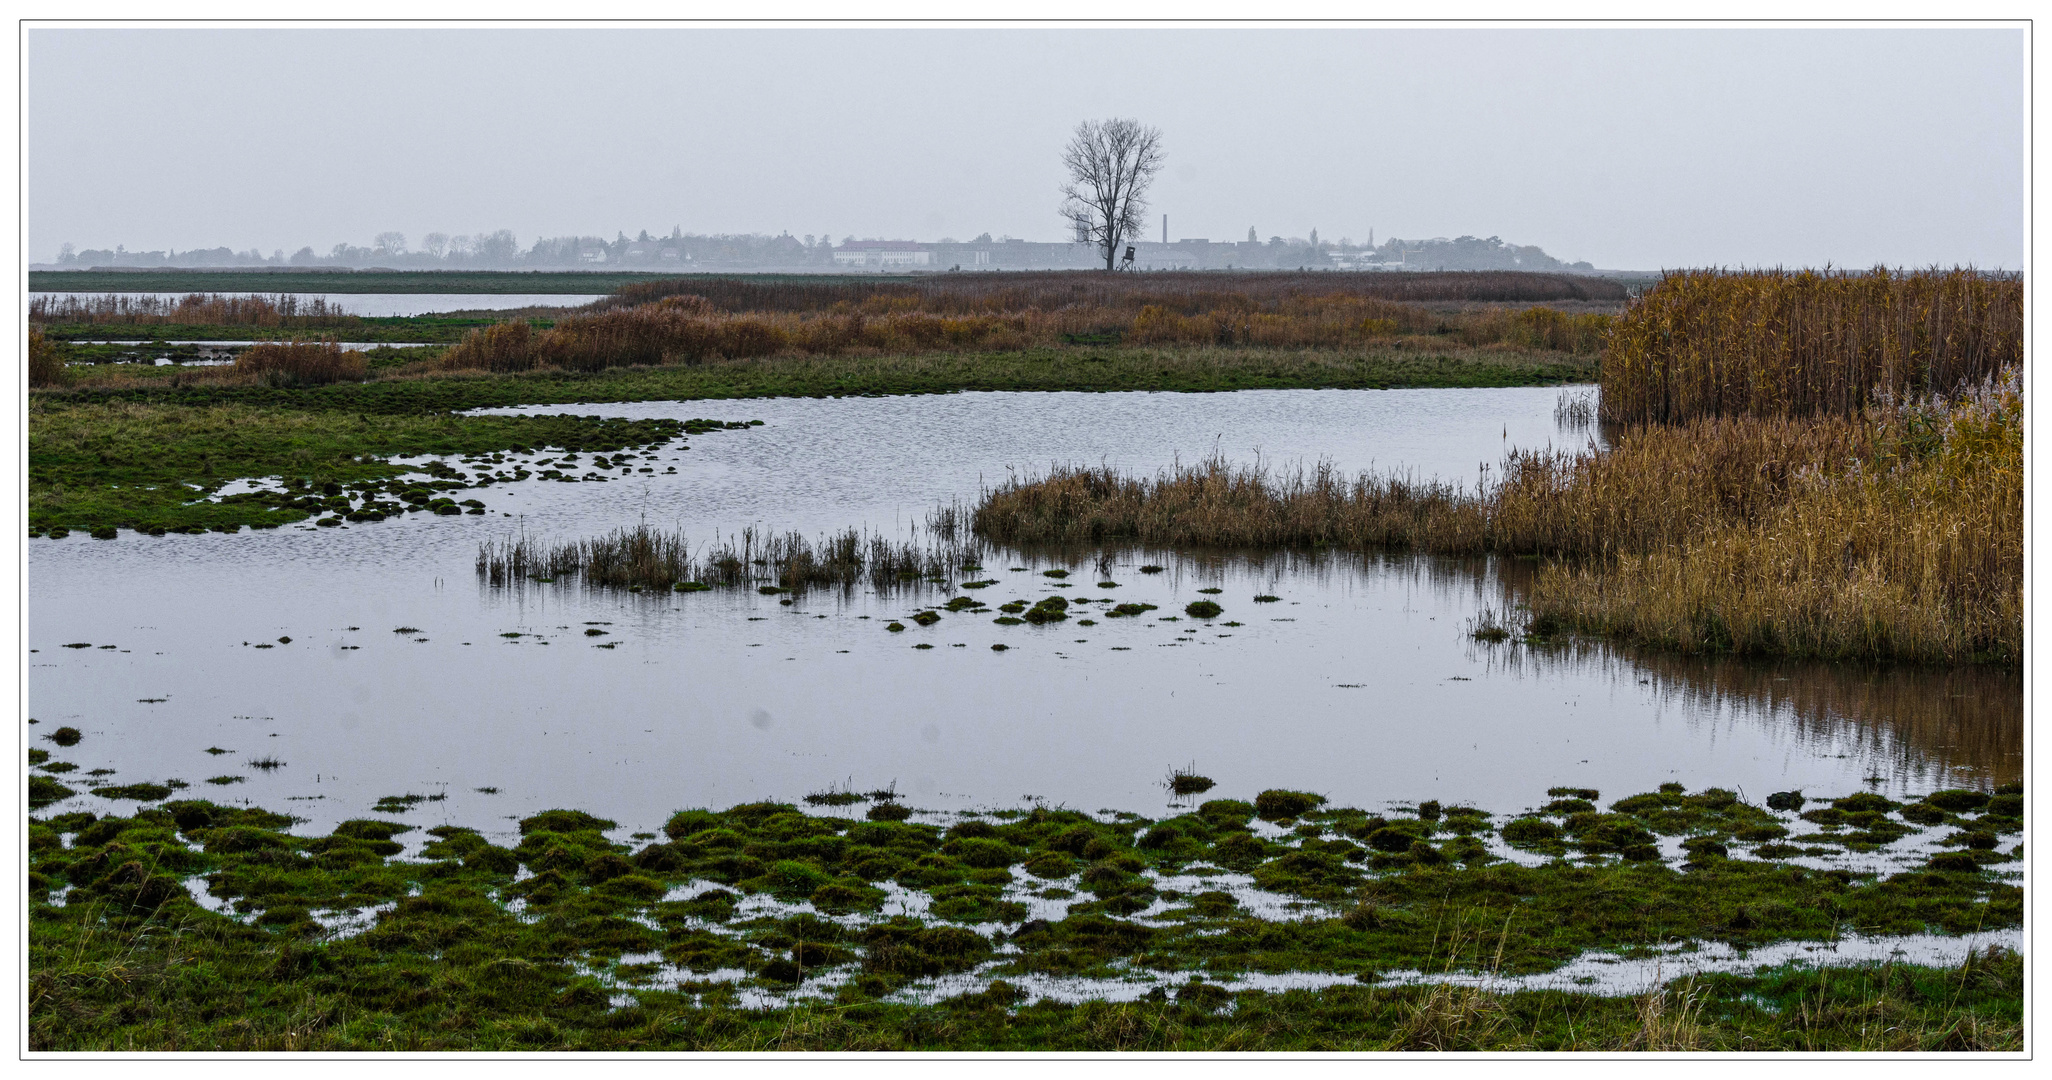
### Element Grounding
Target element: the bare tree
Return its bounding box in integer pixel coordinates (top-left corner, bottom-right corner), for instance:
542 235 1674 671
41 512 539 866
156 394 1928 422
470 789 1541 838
373 231 408 256
421 232 450 259
1059 118 1165 271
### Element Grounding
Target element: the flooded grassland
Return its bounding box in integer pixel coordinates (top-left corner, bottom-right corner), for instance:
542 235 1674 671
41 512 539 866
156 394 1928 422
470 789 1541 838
27 387 2023 1050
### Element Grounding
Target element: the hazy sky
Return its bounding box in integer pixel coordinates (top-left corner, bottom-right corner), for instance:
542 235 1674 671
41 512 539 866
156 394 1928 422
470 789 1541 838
27 26 2026 269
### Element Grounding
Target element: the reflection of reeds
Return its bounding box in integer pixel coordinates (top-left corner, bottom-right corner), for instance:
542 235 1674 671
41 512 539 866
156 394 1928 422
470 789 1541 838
29 292 361 328
1473 595 2022 787
476 524 986 593
1601 268 2020 424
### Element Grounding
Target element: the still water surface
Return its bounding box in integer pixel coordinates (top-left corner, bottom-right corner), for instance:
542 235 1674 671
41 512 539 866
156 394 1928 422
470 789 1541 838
36 292 603 317
29 388 2019 838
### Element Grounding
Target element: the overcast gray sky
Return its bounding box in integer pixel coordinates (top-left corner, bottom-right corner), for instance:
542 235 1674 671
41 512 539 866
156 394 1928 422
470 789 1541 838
27 26 2026 269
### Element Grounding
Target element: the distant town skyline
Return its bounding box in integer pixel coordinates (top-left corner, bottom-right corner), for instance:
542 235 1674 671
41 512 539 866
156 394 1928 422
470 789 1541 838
28 26 2026 270
40 229 1601 274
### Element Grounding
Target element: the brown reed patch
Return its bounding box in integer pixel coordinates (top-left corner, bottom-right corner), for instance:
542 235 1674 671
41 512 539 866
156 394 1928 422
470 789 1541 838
28 330 67 387
438 272 1620 373
234 341 368 387
1601 267 2020 424
1530 372 2020 663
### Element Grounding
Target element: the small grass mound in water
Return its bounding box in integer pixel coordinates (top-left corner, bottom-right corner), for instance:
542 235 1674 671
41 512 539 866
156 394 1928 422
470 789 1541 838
1253 594 1281 603
1022 597 1069 624
248 756 285 771
1139 565 1165 574
205 776 245 786
1105 602 1159 618
1165 764 1216 796
95 782 175 802
886 622 906 632
48 726 83 747
28 775 75 809
1255 789 1325 820
1185 600 1224 618
1042 569 1069 578
911 611 941 627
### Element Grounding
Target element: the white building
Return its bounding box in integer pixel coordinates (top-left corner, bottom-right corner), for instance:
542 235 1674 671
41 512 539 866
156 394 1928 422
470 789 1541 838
833 240 933 268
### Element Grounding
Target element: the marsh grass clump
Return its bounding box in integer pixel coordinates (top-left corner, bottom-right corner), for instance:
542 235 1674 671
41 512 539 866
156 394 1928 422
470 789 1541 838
1184 600 1223 618
247 757 285 771
29 775 76 809
1022 597 1070 624
94 782 174 802
1254 789 1326 821
48 726 83 747
1469 607 1515 642
1164 764 1216 796
478 523 986 594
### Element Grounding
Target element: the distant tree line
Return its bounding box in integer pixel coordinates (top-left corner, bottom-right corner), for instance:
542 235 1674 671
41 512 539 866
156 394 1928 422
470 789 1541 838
48 228 1593 273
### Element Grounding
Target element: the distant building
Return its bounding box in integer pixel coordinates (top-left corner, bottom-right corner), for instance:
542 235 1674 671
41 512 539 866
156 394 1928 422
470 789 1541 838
834 241 932 268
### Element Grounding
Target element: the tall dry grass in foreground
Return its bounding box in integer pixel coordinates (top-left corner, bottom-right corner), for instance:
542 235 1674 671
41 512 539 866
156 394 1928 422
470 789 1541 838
29 293 362 328
973 370 2020 664
1601 268 2020 424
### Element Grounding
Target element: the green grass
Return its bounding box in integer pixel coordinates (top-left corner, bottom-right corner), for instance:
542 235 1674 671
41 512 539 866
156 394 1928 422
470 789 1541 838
43 343 1597 414
27 402 736 533
27 782 2023 1050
